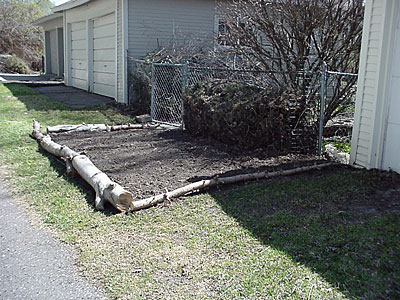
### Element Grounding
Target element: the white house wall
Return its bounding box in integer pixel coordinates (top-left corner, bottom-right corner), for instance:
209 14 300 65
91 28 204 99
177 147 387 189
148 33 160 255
350 0 395 169
127 0 216 58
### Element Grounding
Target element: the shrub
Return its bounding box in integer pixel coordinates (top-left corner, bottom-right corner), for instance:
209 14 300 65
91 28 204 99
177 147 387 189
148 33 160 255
5 55 31 74
128 74 151 114
183 79 317 154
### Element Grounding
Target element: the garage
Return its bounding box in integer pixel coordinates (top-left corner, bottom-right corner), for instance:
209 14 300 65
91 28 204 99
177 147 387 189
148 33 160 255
92 13 116 98
70 21 87 90
53 0 125 102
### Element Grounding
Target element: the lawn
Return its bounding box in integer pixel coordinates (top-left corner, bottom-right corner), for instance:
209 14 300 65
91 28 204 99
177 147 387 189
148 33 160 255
0 83 399 300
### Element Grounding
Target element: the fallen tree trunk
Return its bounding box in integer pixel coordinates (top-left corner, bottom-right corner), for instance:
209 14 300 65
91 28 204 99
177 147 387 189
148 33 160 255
32 120 133 212
131 162 333 211
46 123 144 134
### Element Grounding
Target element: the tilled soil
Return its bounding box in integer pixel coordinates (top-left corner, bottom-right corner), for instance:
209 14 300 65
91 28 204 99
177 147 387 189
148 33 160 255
51 128 323 200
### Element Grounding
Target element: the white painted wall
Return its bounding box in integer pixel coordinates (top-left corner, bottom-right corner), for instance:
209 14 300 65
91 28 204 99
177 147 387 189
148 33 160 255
351 0 395 169
382 2 400 172
127 0 216 58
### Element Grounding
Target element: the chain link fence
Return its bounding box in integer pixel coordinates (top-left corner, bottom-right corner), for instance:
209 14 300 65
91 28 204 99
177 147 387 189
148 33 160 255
318 64 358 155
127 57 357 154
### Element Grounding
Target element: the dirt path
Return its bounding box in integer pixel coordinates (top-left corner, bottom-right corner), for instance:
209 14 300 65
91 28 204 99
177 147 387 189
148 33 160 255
0 179 107 300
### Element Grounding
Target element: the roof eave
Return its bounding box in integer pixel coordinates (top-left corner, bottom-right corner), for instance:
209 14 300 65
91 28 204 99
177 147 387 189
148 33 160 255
33 12 63 26
51 0 92 13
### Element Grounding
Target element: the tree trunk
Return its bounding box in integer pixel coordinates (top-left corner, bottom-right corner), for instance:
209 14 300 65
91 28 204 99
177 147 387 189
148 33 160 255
46 123 144 134
32 120 133 212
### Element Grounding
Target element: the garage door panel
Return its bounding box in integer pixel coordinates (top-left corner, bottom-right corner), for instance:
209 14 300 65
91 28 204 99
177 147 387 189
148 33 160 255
93 25 114 39
90 13 115 98
93 36 115 49
71 69 87 81
50 30 57 75
94 72 115 85
71 49 86 60
71 29 86 41
71 40 86 50
93 61 115 73
94 49 115 61
93 83 114 98
93 13 115 28
71 59 87 70
70 21 87 90
71 21 86 31
71 78 87 90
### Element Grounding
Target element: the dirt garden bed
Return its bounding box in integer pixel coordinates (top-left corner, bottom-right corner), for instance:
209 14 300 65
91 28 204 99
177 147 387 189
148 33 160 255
51 127 325 201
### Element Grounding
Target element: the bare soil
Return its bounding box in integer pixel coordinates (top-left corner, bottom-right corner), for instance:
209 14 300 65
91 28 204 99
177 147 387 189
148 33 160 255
51 127 323 200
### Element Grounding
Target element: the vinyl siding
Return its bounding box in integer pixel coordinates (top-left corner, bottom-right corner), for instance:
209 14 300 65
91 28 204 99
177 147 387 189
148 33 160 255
127 0 216 58
351 0 386 167
117 0 124 102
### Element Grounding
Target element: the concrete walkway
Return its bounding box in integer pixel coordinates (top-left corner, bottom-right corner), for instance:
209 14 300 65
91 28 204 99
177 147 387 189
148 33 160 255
0 73 62 85
0 180 107 300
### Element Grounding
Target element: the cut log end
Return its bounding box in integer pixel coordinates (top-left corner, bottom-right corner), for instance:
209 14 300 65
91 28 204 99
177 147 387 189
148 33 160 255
116 192 134 212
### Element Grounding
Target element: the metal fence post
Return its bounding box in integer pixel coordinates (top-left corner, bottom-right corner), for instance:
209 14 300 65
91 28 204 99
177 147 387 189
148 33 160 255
150 62 156 121
318 62 327 156
181 62 189 128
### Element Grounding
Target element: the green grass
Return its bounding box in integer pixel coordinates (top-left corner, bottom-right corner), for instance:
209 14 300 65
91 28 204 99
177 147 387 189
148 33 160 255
0 83 399 300
323 140 351 153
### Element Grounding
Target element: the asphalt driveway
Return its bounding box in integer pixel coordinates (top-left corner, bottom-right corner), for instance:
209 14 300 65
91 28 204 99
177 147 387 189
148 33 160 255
0 180 107 300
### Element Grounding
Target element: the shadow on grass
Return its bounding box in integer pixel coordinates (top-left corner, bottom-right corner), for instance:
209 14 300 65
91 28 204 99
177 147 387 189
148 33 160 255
35 143 121 215
211 166 400 299
5 83 79 111
4 83 115 114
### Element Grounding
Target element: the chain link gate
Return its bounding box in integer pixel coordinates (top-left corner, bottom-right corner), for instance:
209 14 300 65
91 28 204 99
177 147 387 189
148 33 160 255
150 63 188 126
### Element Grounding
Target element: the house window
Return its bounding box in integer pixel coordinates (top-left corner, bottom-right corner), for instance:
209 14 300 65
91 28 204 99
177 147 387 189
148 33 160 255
215 15 231 47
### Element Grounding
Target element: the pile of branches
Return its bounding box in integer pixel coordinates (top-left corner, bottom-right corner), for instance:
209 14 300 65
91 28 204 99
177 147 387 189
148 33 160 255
183 79 317 154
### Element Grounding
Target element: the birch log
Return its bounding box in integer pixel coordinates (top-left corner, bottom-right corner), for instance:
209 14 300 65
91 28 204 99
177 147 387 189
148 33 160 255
131 162 333 211
46 123 144 134
32 120 133 212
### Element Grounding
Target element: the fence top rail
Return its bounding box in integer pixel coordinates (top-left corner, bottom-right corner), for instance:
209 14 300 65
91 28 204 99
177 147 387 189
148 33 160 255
326 70 358 76
127 57 150 64
189 66 314 75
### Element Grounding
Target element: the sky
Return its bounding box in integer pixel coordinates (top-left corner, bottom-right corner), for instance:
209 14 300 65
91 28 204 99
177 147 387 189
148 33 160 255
53 0 70 6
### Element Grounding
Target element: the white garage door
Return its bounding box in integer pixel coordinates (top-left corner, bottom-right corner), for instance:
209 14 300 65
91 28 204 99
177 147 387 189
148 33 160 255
92 13 115 98
70 21 87 90
49 30 58 75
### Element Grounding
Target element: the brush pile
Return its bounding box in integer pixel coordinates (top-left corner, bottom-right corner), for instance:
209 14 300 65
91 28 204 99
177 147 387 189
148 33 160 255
183 79 317 154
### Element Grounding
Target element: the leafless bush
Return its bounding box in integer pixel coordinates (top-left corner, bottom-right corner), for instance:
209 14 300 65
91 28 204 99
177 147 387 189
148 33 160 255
218 0 364 123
